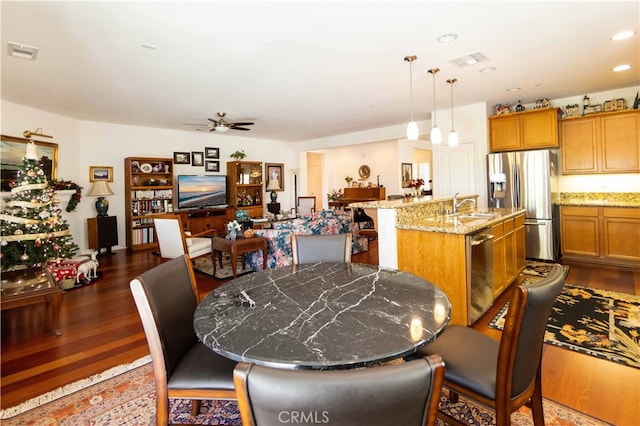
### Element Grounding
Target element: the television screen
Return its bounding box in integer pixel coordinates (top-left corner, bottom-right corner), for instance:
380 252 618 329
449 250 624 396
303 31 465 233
176 175 227 210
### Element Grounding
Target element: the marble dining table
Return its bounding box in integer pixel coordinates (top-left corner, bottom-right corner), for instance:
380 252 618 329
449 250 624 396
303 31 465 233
194 262 451 369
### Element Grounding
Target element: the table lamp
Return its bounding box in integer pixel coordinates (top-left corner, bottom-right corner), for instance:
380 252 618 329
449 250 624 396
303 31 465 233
88 181 115 217
266 178 280 203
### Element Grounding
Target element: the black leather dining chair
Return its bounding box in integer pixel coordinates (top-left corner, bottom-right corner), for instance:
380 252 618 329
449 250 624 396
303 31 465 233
130 255 237 425
291 233 352 264
414 263 567 426
233 355 445 426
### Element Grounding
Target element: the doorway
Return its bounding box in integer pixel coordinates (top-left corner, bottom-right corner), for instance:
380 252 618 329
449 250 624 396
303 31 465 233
306 152 323 210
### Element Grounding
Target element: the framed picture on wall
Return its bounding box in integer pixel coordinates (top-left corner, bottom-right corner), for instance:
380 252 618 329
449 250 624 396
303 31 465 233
192 151 204 166
205 160 220 172
1 135 58 191
174 152 191 164
401 163 412 188
265 163 284 191
205 147 220 159
89 166 113 182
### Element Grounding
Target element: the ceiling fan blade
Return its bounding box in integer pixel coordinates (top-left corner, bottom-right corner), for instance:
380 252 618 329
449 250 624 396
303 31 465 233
231 127 251 131
231 122 254 126
207 118 219 125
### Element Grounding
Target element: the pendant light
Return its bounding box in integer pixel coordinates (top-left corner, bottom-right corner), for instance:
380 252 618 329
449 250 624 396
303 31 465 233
404 55 419 140
446 78 459 147
427 68 442 144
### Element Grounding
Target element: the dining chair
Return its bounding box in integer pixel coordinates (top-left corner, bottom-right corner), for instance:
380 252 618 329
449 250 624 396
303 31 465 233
153 214 216 262
233 354 445 426
291 233 352 264
297 196 316 215
414 263 567 426
130 255 237 425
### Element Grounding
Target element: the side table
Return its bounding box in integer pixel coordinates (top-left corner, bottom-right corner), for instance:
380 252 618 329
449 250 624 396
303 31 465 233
87 216 118 255
1 268 63 335
211 236 268 279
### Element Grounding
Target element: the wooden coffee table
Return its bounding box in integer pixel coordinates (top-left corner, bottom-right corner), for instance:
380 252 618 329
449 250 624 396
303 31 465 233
1 268 63 336
211 236 268 279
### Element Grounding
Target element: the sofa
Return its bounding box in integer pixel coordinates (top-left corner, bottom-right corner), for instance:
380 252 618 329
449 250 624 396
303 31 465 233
245 210 369 270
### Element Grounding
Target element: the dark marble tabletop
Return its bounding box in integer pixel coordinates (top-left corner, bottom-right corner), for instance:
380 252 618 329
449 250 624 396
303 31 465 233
194 262 451 369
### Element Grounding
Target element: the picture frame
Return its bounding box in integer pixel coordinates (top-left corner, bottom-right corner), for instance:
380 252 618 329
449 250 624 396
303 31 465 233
205 160 220 172
205 147 220 159
1 134 58 191
192 151 204 166
173 152 191 164
401 163 412 188
89 165 113 182
265 163 284 192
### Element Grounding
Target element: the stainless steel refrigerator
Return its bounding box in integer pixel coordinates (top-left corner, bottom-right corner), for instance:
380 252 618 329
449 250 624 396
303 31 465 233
487 149 559 261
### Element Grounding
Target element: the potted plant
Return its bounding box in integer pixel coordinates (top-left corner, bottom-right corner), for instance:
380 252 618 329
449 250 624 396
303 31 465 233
230 150 247 161
345 176 353 187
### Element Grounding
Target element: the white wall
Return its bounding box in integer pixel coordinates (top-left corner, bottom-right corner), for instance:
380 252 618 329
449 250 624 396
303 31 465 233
2 100 296 251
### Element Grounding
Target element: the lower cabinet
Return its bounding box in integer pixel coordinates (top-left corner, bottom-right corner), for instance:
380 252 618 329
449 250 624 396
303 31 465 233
560 206 640 266
492 213 525 298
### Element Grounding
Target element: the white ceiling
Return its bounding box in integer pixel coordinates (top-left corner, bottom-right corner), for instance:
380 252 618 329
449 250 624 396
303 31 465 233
2 1 639 142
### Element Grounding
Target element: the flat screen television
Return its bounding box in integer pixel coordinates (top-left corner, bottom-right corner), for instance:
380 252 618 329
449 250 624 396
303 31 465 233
176 175 228 210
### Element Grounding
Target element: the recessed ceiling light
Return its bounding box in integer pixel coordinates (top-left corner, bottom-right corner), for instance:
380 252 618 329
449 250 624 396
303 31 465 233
507 87 521 92
611 30 635 41
479 67 495 73
141 43 157 50
613 64 632 72
437 34 458 43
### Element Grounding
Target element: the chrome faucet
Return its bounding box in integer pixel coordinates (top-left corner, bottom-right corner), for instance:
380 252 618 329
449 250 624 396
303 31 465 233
453 193 476 214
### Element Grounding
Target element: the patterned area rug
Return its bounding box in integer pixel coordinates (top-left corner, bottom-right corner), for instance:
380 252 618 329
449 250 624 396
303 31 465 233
0 357 608 425
193 255 253 280
489 264 640 369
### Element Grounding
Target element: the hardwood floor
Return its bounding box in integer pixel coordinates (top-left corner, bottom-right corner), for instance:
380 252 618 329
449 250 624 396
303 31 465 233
1 242 638 425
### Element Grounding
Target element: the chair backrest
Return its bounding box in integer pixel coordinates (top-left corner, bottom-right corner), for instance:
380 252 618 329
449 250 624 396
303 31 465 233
297 196 316 215
291 233 351 264
233 354 445 426
153 215 189 259
498 264 566 400
130 255 199 384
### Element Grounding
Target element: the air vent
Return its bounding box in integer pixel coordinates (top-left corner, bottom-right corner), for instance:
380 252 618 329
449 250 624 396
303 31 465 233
7 42 39 60
449 52 489 67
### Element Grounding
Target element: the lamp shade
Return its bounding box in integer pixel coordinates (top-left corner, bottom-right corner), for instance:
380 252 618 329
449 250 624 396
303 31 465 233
88 181 115 197
430 126 442 144
266 179 281 191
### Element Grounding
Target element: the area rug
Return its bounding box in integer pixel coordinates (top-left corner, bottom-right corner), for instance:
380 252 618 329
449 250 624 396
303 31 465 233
0 358 608 426
489 284 640 369
193 255 253 280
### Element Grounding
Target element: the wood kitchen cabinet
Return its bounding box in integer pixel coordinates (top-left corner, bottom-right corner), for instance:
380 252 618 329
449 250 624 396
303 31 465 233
560 206 640 266
560 109 640 174
489 108 560 152
492 213 525 298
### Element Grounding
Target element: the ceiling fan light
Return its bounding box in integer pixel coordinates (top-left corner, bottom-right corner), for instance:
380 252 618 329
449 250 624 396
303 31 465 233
407 121 419 140
215 125 230 133
430 125 442 144
448 130 459 147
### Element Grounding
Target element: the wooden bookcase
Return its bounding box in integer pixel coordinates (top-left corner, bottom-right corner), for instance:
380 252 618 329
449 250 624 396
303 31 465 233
227 161 264 218
124 157 174 251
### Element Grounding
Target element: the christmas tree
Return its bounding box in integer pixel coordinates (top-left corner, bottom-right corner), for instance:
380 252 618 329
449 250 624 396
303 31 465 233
1 142 79 271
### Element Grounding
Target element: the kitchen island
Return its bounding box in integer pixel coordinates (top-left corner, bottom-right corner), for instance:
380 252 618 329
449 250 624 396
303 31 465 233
350 195 526 325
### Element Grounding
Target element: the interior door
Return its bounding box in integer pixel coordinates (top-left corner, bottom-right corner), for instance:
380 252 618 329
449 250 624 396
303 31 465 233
435 141 476 199
306 152 323 210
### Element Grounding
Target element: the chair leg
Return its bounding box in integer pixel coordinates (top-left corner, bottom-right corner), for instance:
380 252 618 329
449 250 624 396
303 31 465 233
530 369 545 426
448 389 460 403
191 400 202 416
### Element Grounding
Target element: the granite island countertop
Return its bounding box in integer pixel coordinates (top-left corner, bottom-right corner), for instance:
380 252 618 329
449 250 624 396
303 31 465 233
396 207 526 235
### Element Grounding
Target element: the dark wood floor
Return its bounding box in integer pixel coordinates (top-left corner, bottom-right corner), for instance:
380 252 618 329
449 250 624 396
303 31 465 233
2 241 639 424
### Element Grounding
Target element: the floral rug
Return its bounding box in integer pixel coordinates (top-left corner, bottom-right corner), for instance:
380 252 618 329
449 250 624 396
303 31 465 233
0 357 608 425
490 272 640 369
193 255 253 280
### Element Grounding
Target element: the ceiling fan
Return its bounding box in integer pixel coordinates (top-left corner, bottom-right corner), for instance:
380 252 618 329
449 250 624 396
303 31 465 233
183 112 254 133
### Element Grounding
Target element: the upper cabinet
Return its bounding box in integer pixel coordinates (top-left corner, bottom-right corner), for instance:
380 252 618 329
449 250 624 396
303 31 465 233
489 107 560 152
560 109 640 174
